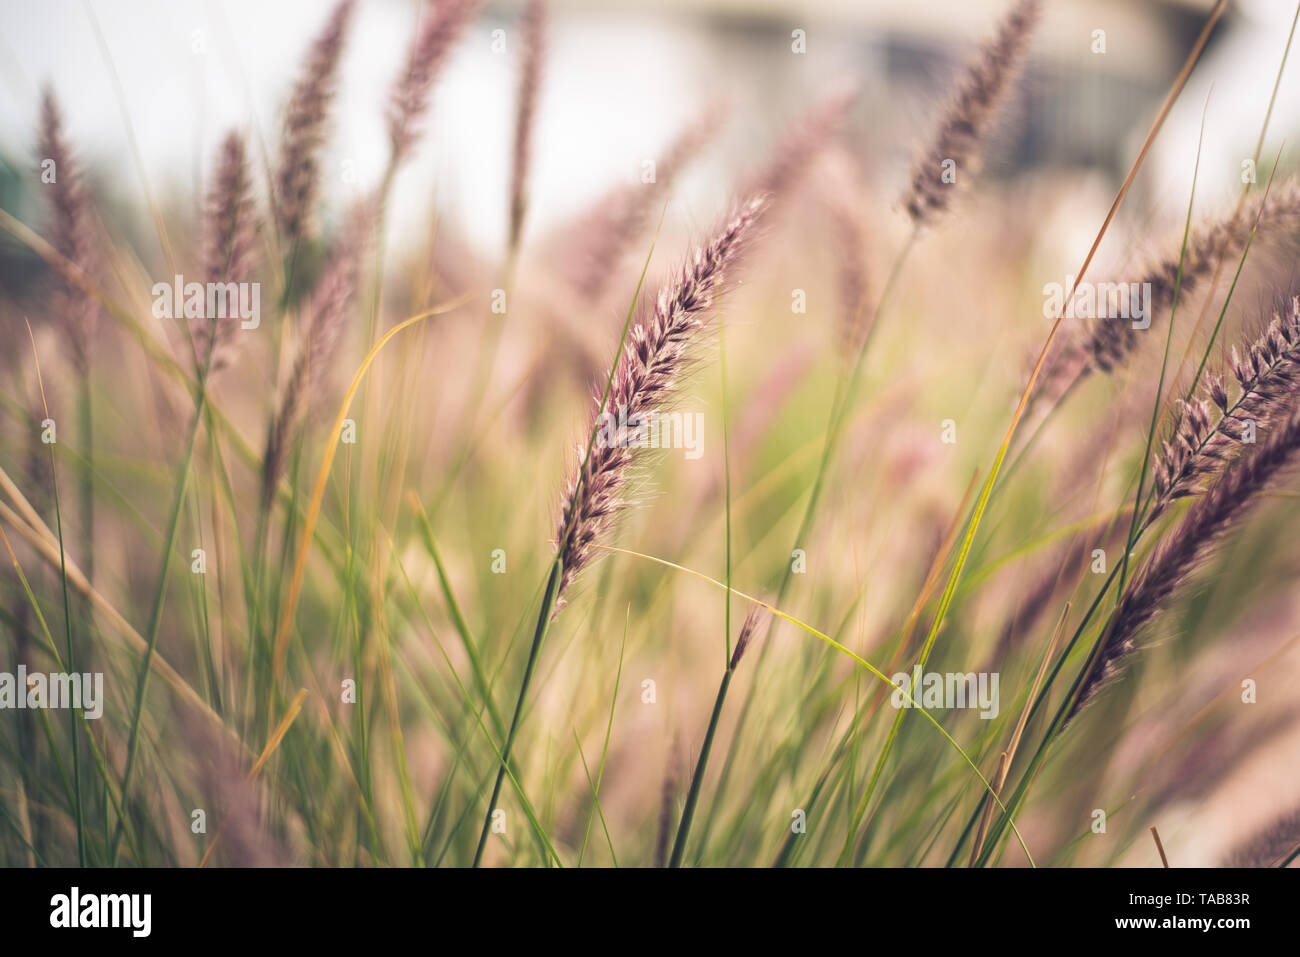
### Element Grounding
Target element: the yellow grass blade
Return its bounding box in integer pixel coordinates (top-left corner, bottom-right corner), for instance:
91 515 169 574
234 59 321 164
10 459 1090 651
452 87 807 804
271 298 469 681
199 688 308 867
591 543 1035 866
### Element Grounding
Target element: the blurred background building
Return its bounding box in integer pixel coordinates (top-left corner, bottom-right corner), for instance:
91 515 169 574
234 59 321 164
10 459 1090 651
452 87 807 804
0 0 1292 259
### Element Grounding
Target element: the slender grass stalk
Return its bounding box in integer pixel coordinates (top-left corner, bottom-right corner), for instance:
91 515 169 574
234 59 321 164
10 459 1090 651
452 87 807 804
20 323 84 866
108 376 206 865
711 225 918 819
576 611 627 867
0 471 235 747
720 301 733 666
471 561 561 866
969 603 1067 865
668 670 732 867
374 599 424 865
0 521 134 863
409 494 506 743
947 557 1121 867
270 301 464 681
669 607 762 867
389 542 560 865
676 286 738 868
572 729 618 866
1115 99 1209 601
77 383 94 589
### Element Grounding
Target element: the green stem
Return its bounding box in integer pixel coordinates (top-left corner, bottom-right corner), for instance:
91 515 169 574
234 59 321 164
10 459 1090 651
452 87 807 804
48 396 83 865
472 561 561 867
78 380 94 589
710 227 918 814
108 376 207 864
668 667 733 868
964 566 1122 866
411 504 507 744
1116 115 1206 599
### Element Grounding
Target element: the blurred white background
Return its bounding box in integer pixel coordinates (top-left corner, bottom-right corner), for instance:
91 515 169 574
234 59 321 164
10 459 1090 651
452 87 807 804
1 0 1298 256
